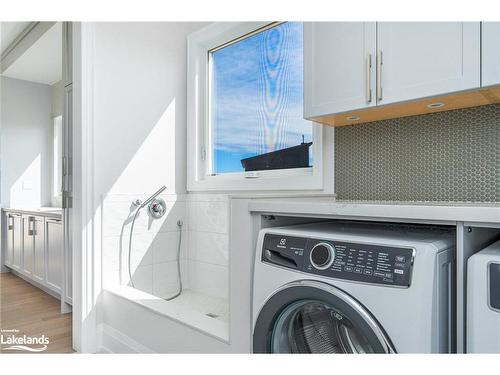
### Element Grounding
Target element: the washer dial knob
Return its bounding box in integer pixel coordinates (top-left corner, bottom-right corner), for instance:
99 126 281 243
310 242 335 270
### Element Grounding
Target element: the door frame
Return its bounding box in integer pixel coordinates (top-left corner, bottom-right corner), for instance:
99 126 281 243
72 22 101 353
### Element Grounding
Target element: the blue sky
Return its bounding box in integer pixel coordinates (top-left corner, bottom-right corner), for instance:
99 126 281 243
211 22 312 174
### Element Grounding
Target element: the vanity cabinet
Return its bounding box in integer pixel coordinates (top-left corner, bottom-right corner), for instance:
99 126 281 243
4 214 15 266
33 216 46 282
2 210 68 304
11 214 22 271
22 215 34 276
482 22 500 87
304 22 481 121
46 218 63 292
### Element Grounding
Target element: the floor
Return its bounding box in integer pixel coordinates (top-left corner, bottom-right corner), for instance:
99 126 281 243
0 272 73 353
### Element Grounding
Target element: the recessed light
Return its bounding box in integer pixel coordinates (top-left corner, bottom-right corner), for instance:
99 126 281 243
427 102 445 109
346 116 361 121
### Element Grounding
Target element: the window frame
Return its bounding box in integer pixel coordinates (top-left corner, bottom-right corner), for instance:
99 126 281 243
187 22 333 192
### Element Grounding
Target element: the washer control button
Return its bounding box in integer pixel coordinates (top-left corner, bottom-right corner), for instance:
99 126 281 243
310 243 335 270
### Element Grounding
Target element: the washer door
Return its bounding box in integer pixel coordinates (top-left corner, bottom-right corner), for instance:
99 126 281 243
253 280 395 353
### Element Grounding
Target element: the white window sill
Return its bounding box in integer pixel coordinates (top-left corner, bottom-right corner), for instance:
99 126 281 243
189 167 326 192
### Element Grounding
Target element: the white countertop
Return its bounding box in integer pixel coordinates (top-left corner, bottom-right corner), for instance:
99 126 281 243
2 207 63 218
246 198 500 225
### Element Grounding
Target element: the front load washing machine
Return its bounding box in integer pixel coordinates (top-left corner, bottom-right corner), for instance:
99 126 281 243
252 222 456 353
467 239 500 353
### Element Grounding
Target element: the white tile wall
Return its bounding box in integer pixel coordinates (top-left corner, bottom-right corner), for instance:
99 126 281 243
131 264 153 294
102 192 230 301
189 231 228 267
152 259 188 299
186 194 230 300
187 200 229 234
153 231 186 264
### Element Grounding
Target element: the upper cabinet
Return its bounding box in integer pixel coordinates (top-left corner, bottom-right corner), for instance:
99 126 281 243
376 22 480 105
304 22 484 125
304 22 376 118
482 22 500 87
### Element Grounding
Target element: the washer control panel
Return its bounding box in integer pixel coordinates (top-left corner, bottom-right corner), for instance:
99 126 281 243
262 234 414 287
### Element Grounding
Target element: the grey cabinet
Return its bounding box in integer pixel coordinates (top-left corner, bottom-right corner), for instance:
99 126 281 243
46 218 63 292
12 214 22 270
33 216 46 282
376 22 480 106
481 22 500 87
3 211 67 304
304 22 481 119
5 214 14 266
22 215 34 276
304 22 376 118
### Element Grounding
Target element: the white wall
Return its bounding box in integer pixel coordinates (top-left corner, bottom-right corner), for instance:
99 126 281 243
51 80 64 117
94 22 207 197
0 76 52 207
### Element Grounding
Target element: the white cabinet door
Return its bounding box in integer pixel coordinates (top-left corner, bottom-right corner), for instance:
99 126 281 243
304 22 376 118
22 216 34 276
482 22 500 87
376 22 480 105
12 215 22 270
5 214 14 266
46 218 63 292
33 216 45 282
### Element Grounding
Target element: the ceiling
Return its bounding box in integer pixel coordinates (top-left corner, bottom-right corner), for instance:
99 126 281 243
1 22 62 85
0 22 31 55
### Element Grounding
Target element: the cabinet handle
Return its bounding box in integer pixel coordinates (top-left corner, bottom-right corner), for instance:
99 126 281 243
8 215 14 230
377 50 383 101
366 53 372 103
28 217 36 236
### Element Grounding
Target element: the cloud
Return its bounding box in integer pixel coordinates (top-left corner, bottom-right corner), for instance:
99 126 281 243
211 22 311 156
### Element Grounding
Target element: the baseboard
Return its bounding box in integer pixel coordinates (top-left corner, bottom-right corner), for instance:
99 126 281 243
97 324 155 353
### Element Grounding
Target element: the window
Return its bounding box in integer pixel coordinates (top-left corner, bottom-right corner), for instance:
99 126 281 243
188 22 332 191
53 115 63 200
210 22 312 175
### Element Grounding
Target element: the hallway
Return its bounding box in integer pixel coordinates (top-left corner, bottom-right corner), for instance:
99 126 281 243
0 272 73 353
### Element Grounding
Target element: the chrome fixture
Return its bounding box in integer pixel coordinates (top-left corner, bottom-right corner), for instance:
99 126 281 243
164 220 184 301
149 198 167 219
366 53 372 103
128 186 167 288
133 186 166 210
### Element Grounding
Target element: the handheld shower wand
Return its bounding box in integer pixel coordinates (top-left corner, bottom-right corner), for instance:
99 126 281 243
128 186 167 288
134 185 167 209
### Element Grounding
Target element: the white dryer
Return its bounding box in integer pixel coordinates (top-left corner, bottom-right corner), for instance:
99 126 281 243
252 222 456 353
467 239 500 353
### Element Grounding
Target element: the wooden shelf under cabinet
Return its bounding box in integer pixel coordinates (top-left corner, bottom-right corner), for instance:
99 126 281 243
311 86 500 127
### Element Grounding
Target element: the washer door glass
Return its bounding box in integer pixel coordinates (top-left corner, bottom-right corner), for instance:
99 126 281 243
253 281 394 353
272 300 374 353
